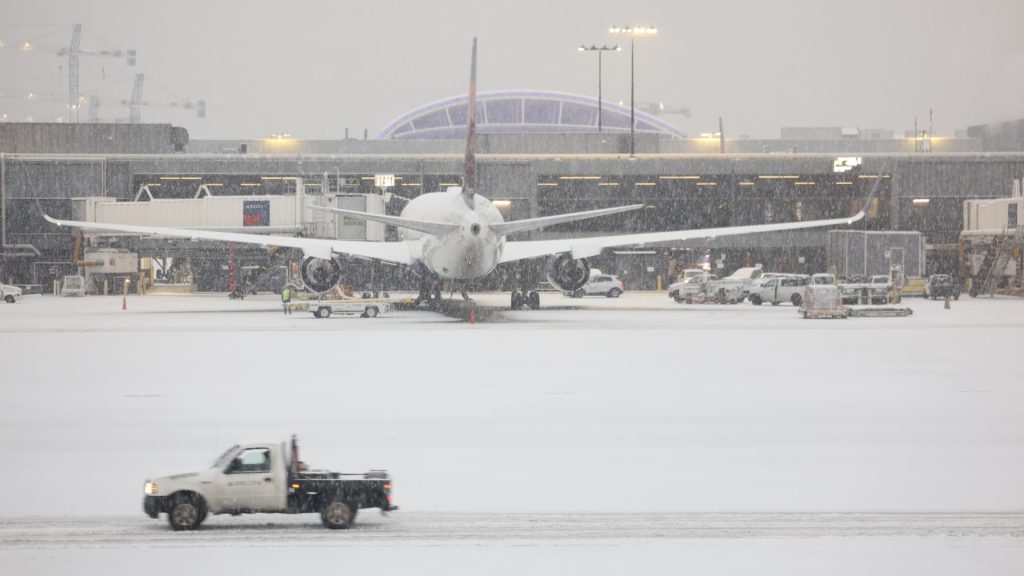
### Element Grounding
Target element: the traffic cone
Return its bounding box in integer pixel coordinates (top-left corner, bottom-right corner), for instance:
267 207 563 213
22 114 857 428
122 294 127 310
469 306 476 324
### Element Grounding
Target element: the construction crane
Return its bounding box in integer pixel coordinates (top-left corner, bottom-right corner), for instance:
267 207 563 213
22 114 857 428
121 74 206 123
56 24 135 122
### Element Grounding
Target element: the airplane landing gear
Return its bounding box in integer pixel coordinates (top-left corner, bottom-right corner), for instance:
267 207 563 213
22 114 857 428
511 290 540 310
416 279 443 310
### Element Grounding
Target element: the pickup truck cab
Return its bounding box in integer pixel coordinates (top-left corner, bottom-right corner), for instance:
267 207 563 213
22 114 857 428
143 437 396 530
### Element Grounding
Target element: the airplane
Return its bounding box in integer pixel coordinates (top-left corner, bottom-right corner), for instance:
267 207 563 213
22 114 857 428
44 38 881 310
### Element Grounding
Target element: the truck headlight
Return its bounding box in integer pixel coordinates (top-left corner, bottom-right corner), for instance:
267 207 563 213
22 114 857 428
144 481 158 495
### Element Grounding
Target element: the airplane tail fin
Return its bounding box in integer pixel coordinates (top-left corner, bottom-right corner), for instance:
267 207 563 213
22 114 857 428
462 38 478 209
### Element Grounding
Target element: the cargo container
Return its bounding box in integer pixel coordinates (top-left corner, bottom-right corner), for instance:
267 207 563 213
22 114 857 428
827 230 925 281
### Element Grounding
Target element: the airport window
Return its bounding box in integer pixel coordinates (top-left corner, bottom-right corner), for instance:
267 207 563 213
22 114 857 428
559 102 597 126
524 99 560 124
411 109 450 131
447 104 484 126
5 199 70 235
392 123 413 136
485 99 523 124
600 110 631 129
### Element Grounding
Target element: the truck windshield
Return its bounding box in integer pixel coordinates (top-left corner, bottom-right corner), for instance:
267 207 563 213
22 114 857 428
211 445 240 468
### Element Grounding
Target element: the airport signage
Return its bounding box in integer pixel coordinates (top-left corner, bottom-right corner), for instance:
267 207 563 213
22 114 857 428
374 174 396 188
833 157 862 173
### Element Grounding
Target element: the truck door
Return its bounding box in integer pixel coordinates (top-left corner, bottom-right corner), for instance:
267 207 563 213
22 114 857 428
221 446 281 512
763 278 777 302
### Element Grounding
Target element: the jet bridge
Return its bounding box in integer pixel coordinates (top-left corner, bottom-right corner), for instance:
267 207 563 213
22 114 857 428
70 179 385 241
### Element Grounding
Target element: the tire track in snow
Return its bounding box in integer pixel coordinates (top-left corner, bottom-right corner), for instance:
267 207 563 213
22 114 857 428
0 512 1021 548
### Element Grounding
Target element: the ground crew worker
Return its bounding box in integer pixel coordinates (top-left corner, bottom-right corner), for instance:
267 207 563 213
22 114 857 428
281 286 292 315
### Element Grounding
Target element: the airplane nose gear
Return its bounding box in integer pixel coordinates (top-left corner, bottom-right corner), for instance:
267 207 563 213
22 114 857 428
510 290 540 310
416 279 444 311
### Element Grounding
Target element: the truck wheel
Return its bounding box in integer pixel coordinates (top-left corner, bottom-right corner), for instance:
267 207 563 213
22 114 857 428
321 499 356 529
363 306 378 318
4 295 14 304
791 293 803 307
168 493 206 531
316 307 331 319
750 294 762 305
673 296 684 303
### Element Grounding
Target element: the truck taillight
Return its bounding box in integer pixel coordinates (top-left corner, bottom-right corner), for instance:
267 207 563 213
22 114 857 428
383 483 392 491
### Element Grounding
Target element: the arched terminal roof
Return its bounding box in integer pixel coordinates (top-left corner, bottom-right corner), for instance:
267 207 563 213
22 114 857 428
377 90 685 140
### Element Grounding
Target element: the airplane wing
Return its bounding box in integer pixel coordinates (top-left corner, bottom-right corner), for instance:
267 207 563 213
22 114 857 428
500 177 882 264
42 215 413 264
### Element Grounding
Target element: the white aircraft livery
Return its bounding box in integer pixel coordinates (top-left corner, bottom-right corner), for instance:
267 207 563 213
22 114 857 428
45 38 880 310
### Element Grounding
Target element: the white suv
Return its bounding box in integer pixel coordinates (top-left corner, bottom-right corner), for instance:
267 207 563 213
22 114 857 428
568 274 624 298
1 283 22 304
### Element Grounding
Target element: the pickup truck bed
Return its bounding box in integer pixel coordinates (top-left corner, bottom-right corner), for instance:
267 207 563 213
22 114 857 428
287 470 394 515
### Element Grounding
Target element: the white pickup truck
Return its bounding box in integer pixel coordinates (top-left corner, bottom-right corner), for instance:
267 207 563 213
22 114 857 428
143 437 396 530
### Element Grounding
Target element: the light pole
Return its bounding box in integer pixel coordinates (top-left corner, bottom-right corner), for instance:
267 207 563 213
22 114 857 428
609 25 658 157
578 44 620 133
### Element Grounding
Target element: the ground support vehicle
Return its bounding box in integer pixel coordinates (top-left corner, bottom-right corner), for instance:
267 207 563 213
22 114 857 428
668 269 709 300
847 304 913 317
799 285 848 319
60 275 86 297
715 266 764 302
1 283 22 303
923 274 961 300
749 275 808 306
672 274 740 304
292 299 391 318
143 437 396 530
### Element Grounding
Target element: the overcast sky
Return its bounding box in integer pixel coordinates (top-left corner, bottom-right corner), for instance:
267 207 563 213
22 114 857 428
2 0 1022 140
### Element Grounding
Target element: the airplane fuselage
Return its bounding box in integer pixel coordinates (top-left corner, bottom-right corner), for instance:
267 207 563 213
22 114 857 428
399 188 505 280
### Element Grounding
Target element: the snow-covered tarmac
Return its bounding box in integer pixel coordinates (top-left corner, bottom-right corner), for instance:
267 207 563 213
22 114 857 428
1 292 1022 574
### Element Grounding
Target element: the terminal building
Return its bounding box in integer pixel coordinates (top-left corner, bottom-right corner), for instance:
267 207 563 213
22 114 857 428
2 93 1023 293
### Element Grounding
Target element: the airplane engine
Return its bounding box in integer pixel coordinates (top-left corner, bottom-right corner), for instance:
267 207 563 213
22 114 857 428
299 257 342 293
545 253 590 292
